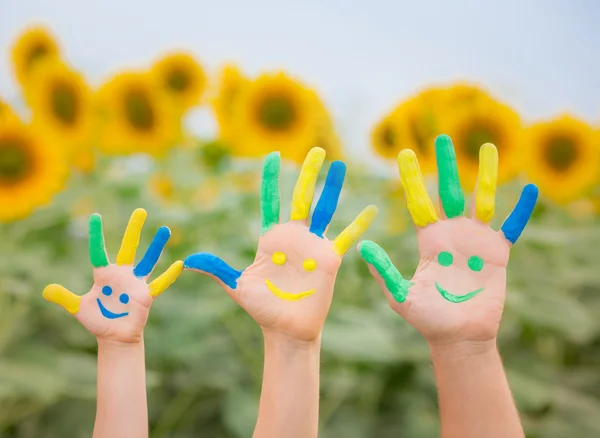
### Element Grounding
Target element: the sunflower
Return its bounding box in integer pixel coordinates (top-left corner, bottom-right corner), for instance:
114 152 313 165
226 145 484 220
371 111 404 159
524 115 599 204
231 72 319 158
11 25 60 88
211 63 249 144
150 172 175 202
0 120 69 222
96 71 177 156
152 51 207 111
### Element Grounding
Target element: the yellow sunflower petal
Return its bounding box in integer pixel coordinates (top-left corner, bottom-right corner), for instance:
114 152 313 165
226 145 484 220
10 25 60 88
152 51 207 111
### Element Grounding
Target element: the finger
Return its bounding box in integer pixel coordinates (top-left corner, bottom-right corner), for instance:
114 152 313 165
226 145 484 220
435 134 465 218
149 260 184 298
133 226 171 278
290 147 326 221
358 240 412 303
397 149 438 227
89 214 109 268
183 253 243 290
260 152 281 234
116 208 147 265
42 284 82 314
332 205 378 255
500 184 539 244
309 161 346 237
473 143 498 223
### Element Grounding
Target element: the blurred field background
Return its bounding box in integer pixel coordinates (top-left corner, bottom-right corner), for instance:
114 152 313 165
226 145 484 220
1 1 600 437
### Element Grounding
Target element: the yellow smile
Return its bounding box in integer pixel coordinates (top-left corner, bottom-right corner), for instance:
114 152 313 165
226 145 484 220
265 279 316 301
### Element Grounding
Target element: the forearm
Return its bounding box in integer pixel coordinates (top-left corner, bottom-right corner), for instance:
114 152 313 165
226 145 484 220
253 332 321 438
430 340 524 438
93 339 148 438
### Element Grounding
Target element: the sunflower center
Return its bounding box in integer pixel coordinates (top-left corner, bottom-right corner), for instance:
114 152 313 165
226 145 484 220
166 69 190 92
544 136 578 172
258 95 296 131
0 139 32 184
124 90 155 131
26 44 50 71
381 125 396 148
464 125 498 162
51 81 78 125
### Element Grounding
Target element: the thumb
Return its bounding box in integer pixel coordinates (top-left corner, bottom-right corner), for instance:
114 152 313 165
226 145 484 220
43 284 82 315
183 253 243 304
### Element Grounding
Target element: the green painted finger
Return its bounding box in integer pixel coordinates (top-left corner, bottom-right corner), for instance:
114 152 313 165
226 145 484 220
261 152 281 234
435 134 464 218
89 214 109 268
359 240 412 303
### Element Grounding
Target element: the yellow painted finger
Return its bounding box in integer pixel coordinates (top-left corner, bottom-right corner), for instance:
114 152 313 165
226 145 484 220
333 205 378 255
475 143 498 223
149 260 184 297
290 147 326 220
397 149 438 227
116 208 147 265
43 284 81 314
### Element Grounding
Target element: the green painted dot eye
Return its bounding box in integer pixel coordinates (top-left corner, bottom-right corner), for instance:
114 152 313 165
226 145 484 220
438 251 453 267
468 255 484 272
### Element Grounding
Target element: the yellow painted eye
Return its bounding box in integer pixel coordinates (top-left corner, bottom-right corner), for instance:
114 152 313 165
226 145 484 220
303 258 317 272
272 251 286 265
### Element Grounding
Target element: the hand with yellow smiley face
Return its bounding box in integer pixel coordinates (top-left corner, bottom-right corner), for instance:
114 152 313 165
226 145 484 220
359 135 538 345
184 147 378 341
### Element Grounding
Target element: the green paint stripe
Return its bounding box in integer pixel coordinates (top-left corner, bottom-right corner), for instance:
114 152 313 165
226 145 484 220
260 152 281 234
359 240 412 303
89 214 109 268
435 135 464 218
435 282 483 303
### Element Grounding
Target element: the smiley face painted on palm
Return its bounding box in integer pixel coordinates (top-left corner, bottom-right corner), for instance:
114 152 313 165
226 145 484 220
97 285 130 318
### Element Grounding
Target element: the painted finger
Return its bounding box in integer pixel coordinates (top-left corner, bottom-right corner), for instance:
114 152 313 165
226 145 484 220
473 143 498 223
116 208 147 265
261 152 281 234
397 149 438 227
183 253 243 291
332 205 378 255
309 161 346 237
133 226 171 278
500 184 538 244
149 260 184 298
43 284 82 314
89 214 109 268
290 147 326 221
435 134 465 218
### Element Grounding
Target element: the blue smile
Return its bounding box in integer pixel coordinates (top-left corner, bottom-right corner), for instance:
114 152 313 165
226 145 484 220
96 298 129 319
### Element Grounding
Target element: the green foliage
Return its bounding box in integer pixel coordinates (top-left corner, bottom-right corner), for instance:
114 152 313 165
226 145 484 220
0 148 599 437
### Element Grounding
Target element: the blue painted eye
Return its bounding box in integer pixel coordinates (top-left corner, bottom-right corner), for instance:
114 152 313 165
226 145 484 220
102 286 113 296
119 293 130 304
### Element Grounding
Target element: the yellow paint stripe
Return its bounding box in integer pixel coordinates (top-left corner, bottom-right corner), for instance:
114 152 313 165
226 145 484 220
43 284 81 314
397 149 438 227
332 205 378 255
290 147 326 220
265 279 316 301
475 143 498 223
116 208 147 266
149 260 184 297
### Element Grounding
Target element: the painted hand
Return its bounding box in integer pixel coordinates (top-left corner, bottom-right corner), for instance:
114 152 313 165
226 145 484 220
42 209 183 343
359 135 538 345
184 148 377 341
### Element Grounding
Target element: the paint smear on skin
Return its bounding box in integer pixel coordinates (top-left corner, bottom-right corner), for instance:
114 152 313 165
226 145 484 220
265 279 316 301
261 152 281 235
475 144 498 223
43 284 82 314
89 214 109 268
134 226 171 277
501 184 539 244
435 282 483 303
333 205 378 255
310 161 346 237
290 147 326 221
117 208 147 265
359 240 412 303
397 150 438 227
149 260 184 297
435 135 465 219
184 253 243 289
96 298 129 319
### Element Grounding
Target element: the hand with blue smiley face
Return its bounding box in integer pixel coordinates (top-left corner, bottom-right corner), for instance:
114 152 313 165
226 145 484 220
42 209 183 343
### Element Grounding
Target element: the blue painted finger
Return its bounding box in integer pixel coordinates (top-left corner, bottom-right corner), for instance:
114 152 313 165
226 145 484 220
133 226 171 277
309 161 346 237
500 184 539 244
183 253 243 289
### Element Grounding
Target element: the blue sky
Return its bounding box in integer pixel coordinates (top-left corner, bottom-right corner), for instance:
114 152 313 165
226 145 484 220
1 0 598 160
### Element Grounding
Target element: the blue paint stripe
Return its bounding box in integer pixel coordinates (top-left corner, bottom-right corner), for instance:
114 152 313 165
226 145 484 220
183 253 243 289
309 161 346 237
501 184 538 244
133 226 171 277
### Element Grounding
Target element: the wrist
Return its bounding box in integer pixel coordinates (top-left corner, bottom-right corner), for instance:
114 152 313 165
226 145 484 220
429 338 498 361
262 329 322 353
97 337 144 351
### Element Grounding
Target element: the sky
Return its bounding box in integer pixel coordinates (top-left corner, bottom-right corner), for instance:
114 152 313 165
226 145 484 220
0 0 599 161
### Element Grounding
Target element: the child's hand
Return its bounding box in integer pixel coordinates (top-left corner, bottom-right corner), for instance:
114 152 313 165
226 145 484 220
184 148 377 342
359 135 538 346
43 209 183 344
